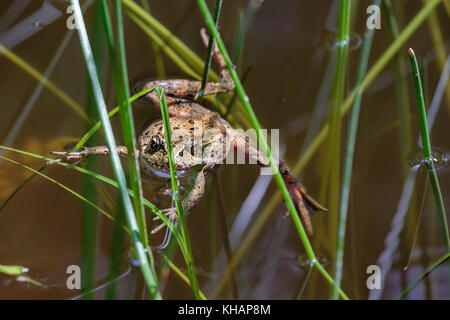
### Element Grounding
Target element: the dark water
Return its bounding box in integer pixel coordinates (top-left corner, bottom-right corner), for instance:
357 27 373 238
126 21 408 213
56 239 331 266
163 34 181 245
0 0 449 299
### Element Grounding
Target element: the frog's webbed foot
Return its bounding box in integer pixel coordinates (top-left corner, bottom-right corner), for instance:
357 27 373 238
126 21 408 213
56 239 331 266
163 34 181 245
279 160 327 236
151 207 178 234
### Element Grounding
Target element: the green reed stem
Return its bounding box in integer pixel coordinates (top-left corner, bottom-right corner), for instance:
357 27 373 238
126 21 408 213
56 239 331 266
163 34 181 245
397 253 450 299
383 0 412 175
198 0 222 98
82 87 98 300
332 0 378 300
99 0 123 299
0 264 28 276
409 48 449 251
105 196 126 300
113 0 149 249
422 0 450 118
226 1 262 124
320 0 352 266
70 0 160 299
324 0 350 299
156 87 201 299
197 0 348 300
231 0 262 73
81 1 105 299
140 0 165 77
163 256 207 300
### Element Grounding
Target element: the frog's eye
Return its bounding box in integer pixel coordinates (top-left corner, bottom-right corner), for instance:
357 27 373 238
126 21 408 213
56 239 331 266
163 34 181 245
148 135 162 153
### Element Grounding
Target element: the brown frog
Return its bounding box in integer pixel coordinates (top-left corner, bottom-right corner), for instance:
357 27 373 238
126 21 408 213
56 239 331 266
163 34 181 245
51 30 327 236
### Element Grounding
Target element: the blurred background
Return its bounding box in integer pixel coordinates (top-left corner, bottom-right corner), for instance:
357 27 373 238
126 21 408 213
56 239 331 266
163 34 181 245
0 0 449 299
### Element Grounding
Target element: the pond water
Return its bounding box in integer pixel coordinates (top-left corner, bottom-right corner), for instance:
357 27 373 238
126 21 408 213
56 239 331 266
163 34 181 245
0 0 449 299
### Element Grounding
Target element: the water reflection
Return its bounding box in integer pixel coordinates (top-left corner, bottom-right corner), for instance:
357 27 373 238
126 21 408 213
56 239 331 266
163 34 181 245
319 30 362 52
407 148 448 171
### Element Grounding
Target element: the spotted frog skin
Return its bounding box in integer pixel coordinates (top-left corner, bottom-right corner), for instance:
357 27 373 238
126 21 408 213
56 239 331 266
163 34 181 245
51 30 327 236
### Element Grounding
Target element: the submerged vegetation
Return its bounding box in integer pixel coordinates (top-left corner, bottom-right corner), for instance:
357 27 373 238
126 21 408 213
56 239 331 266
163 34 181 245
0 0 449 300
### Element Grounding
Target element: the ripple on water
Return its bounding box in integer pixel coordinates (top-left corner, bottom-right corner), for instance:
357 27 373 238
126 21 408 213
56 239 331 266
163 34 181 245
2 266 51 290
296 254 329 269
407 148 449 171
319 30 362 52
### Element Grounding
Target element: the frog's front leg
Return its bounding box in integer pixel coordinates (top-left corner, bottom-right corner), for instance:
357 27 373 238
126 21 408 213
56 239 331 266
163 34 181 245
151 166 206 234
49 145 130 164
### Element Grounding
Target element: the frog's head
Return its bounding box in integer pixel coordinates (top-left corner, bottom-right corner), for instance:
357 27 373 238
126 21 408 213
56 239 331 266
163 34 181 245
137 119 201 175
137 120 170 173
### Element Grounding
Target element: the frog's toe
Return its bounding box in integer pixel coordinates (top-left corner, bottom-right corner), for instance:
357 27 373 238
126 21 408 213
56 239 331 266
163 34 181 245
292 189 314 236
152 208 178 221
152 221 167 234
47 158 63 165
48 151 84 165
50 151 66 156
287 184 327 236
151 208 178 234
151 222 167 234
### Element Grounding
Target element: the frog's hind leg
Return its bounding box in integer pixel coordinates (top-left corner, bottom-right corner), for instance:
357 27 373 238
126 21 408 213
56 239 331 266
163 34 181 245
142 80 203 102
278 160 327 236
231 131 326 235
141 29 234 109
229 133 326 236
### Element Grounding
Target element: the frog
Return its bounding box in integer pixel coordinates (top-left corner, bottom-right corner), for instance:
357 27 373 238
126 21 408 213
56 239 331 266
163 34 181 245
50 29 327 236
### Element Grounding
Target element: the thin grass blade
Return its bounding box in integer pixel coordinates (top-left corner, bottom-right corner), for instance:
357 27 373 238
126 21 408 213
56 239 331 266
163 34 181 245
198 0 222 98
397 253 450 299
332 0 379 299
156 87 201 299
409 48 449 251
